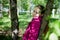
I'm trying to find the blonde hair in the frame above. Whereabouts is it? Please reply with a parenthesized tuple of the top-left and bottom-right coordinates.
(36, 5, 45, 14)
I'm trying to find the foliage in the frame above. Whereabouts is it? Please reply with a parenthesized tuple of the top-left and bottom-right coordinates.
(2, 0, 9, 8)
(32, 0, 47, 6)
(0, 0, 60, 40)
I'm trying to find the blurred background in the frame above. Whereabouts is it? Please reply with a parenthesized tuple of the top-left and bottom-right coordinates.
(0, 0, 60, 40)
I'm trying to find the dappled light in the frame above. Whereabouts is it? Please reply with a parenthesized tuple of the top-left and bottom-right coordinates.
(0, 0, 60, 40)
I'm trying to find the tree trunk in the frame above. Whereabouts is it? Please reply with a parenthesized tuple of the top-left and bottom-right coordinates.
(10, 0, 19, 40)
(39, 0, 54, 40)
(0, 1, 3, 18)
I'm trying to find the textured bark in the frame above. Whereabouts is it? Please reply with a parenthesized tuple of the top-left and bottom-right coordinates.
(10, 0, 19, 40)
(43, 22, 49, 36)
(39, 0, 54, 40)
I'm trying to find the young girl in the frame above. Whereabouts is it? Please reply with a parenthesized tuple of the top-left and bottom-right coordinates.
(22, 5, 44, 40)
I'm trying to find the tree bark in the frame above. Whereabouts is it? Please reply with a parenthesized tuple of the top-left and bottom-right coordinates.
(10, 0, 19, 40)
(39, 0, 54, 40)
(0, 1, 3, 18)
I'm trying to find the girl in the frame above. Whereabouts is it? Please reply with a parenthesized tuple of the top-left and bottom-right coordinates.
(22, 5, 45, 40)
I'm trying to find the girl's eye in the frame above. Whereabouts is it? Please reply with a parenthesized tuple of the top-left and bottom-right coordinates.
(33, 10, 37, 13)
(33, 10, 35, 12)
(33, 10, 39, 14)
(36, 12, 37, 14)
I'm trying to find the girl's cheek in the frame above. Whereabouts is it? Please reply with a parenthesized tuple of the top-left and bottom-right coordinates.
(32, 13, 36, 17)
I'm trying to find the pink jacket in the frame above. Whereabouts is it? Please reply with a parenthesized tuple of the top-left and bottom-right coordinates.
(22, 16, 43, 40)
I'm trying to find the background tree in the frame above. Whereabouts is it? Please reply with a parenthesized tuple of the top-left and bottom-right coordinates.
(39, 0, 54, 40)
(10, 0, 19, 40)
(0, 0, 60, 40)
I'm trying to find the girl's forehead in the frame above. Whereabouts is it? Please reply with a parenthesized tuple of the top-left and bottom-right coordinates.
(34, 7, 40, 11)
(34, 7, 39, 10)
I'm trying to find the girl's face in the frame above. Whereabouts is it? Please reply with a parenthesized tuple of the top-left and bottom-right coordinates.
(32, 7, 41, 17)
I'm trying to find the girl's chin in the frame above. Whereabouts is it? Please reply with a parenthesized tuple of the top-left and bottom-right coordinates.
(33, 16, 39, 18)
